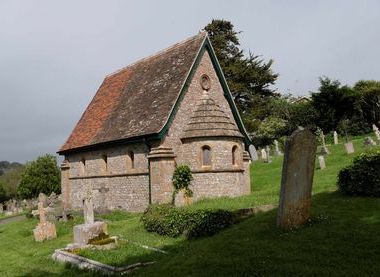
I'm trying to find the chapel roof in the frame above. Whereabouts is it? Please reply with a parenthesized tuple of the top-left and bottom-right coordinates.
(182, 92, 243, 139)
(59, 32, 250, 154)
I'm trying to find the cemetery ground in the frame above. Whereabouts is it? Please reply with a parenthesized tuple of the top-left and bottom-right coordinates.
(1, 136, 380, 276)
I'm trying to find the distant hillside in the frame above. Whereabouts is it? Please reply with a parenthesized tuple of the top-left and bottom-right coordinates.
(0, 161, 23, 176)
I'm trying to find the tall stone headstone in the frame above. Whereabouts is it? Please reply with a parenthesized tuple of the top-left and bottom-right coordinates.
(333, 131, 339, 145)
(320, 131, 330, 155)
(373, 124, 380, 141)
(344, 142, 355, 154)
(261, 148, 267, 161)
(248, 144, 258, 161)
(274, 140, 283, 156)
(318, 155, 326, 170)
(277, 129, 317, 229)
(33, 201, 57, 242)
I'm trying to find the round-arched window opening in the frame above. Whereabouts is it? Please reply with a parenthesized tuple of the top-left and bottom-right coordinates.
(200, 74, 211, 91)
(202, 145, 212, 167)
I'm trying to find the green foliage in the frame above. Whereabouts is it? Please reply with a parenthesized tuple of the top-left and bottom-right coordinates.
(0, 180, 8, 203)
(172, 165, 193, 201)
(141, 204, 235, 238)
(204, 19, 278, 112)
(337, 149, 380, 197)
(17, 154, 60, 199)
(253, 116, 288, 146)
(0, 165, 25, 198)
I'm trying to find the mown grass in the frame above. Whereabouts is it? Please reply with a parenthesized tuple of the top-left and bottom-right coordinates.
(0, 135, 379, 276)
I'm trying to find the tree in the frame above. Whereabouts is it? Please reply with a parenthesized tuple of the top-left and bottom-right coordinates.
(354, 80, 380, 125)
(311, 77, 361, 133)
(0, 180, 8, 203)
(0, 165, 25, 198)
(17, 154, 60, 199)
(204, 19, 278, 113)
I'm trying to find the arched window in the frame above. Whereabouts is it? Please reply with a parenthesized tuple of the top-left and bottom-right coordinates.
(80, 158, 86, 175)
(128, 151, 134, 169)
(202, 146, 211, 167)
(232, 146, 238, 166)
(101, 154, 108, 173)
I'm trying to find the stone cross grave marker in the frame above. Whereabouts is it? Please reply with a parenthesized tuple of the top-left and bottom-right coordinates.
(33, 201, 57, 242)
(277, 129, 317, 229)
(318, 155, 326, 170)
(320, 131, 330, 155)
(274, 140, 283, 156)
(248, 144, 258, 161)
(333, 131, 338, 145)
(83, 191, 94, 225)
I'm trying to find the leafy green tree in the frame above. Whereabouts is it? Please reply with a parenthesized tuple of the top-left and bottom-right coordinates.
(204, 19, 278, 112)
(0, 165, 25, 198)
(0, 180, 8, 203)
(354, 80, 380, 125)
(17, 154, 60, 199)
(311, 77, 361, 133)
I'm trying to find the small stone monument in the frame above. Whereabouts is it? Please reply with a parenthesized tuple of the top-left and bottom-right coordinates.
(373, 124, 380, 141)
(274, 140, 283, 156)
(333, 131, 339, 145)
(277, 129, 317, 229)
(248, 144, 258, 161)
(33, 201, 57, 242)
(344, 142, 355, 154)
(320, 131, 330, 155)
(73, 191, 108, 246)
(318, 155, 326, 170)
(261, 148, 267, 161)
(265, 146, 272, 163)
(364, 137, 377, 146)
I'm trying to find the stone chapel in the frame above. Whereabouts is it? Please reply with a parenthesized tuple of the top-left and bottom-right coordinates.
(58, 32, 252, 212)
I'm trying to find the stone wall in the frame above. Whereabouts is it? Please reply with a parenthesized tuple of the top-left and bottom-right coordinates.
(64, 142, 150, 212)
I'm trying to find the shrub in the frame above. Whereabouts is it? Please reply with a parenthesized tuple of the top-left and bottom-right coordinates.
(141, 204, 235, 238)
(172, 165, 193, 202)
(337, 149, 380, 196)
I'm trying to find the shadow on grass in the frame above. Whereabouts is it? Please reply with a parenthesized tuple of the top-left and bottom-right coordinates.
(24, 191, 380, 277)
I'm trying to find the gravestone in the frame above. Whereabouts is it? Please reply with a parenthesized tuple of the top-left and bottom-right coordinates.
(96, 185, 110, 214)
(274, 140, 283, 156)
(373, 124, 380, 140)
(73, 191, 108, 246)
(265, 146, 272, 163)
(344, 142, 355, 154)
(0, 204, 3, 214)
(261, 148, 267, 161)
(318, 155, 326, 170)
(277, 129, 317, 229)
(33, 201, 57, 242)
(320, 131, 330, 155)
(248, 144, 258, 161)
(364, 137, 377, 146)
(333, 131, 339, 145)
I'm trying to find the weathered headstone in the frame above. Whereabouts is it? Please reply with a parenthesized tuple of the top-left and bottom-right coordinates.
(261, 148, 267, 161)
(0, 204, 3, 214)
(333, 131, 339, 145)
(248, 144, 258, 161)
(344, 142, 355, 154)
(373, 124, 380, 140)
(274, 140, 283, 156)
(364, 137, 377, 146)
(320, 131, 330, 155)
(96, 185, 110, 214)
(33, 201, 57, 242)
(318, 155, 326, 170)
(265, 146, 272, 163)
(73, 191, 108, 246)
(277, 129, 317, 229)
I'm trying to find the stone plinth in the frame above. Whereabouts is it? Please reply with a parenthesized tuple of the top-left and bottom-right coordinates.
(73, 221, 108, 246)
(33, 222, 57, 242)
(345, 142, 355, 154)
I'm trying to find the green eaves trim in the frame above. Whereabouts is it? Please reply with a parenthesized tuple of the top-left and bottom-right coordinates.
(157, 35, 252, 147)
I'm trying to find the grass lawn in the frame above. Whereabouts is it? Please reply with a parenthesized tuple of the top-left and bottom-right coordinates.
(0, 135, 379, 276)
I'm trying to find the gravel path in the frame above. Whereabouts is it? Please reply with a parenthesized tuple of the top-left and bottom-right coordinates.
(0, 215, 25, 226)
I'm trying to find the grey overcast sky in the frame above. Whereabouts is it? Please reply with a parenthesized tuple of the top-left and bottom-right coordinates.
(1, 0, 379, 163)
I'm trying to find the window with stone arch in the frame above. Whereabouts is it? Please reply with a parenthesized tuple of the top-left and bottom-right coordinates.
(232, 145, 239, 166)
(101, 154, 108, 173)
(201, 145, 212, 167)
(80, 157, 86, 175)
(128, 151, 134, 169)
